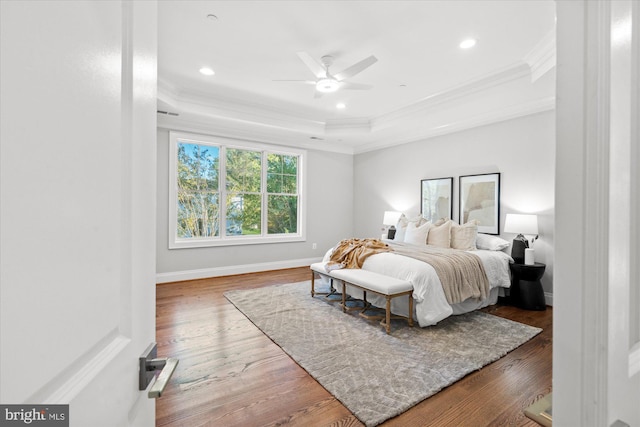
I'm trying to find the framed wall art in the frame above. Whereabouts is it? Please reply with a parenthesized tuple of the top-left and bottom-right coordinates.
(420, 177, 453, 223)
(459, 173, 501, 234)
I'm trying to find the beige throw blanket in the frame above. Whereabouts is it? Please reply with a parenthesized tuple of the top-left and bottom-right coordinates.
(389, 242, 490, 305)
(327, 238, 391, 270)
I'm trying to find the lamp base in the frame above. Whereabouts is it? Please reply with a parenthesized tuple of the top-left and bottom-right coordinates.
(511, 234, 529, 264)
(387, 226, 396, 240)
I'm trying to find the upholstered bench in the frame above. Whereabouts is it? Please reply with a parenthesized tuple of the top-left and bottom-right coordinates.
(329, 269, 413, 334)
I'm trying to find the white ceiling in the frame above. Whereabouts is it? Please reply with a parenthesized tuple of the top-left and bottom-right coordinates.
(158, 1, 556, 153)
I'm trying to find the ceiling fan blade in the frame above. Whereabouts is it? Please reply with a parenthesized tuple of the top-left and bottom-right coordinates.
(333, 55, 378, 81)
(313, 90, 324, 99)
(340, 81, 373, 90)
(296, 51, 326, 78)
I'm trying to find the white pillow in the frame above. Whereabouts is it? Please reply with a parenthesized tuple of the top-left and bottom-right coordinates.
(393, 214, 426, 242)
(475, 233, 510, 251)
(403, 221, 432, 245)
(451, 220, 478, 251)
(393, 223, 407, 242)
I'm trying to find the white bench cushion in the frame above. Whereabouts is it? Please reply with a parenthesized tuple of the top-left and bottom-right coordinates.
(330, 269, 412, 295)
(310, 262, 328, 274)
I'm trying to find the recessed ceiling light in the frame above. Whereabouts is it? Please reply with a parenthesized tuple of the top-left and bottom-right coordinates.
(460, 38, 477, 49)
(207, 14, 218, 21)
(199, 67, 215, 76)
(336, 103, 346, 109)
(459, 38, 477, 49)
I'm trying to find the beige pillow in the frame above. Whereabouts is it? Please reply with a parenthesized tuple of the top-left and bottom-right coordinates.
(451, 220, 479, 250)
(433, 217, 449, 226)
(427, 220, 452, 248)
(404, 221, 432, 246)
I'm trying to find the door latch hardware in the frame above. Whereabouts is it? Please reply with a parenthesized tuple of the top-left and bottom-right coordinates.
(139, 342, 179, 398)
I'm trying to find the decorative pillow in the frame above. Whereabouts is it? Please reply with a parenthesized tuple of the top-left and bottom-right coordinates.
(475, 233, 510, 251)
(393, 214, 426, 242)
(426, 220, 452, 248)
(404, 221, 432, 246)
(393, 223, 407, 242)
(433, 217, 449, 226)
(450, 220, 478, 251)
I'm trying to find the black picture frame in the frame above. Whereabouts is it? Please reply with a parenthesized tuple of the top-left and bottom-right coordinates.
(459, 173, 501, 234)
(420, 177, 453, 223)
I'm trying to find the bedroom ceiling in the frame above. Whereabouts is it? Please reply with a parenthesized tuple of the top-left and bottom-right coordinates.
(158, 1, 556, 154)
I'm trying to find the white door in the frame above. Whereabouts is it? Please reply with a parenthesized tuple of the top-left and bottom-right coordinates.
(555, 1, 640, 426)
(1, 1, 160, 426)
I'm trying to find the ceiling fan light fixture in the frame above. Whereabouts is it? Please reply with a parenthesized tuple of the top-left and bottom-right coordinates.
(316, 78, 340, 93)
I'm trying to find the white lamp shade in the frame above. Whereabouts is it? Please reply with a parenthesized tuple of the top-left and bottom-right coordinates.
(383, 211, 402, 226)
(504, 213, 538, 235)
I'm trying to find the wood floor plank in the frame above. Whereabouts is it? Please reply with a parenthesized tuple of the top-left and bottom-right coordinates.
(156, 267, 552, 426)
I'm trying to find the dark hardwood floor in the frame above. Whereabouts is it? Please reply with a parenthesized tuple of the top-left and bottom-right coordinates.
(156, 267, 552, 427)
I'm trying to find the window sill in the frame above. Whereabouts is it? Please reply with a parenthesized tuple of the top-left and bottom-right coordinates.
(169, 234, 305, 249)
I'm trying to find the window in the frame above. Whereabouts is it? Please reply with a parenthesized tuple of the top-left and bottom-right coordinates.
(169, 132, 305, 248)
(267, 153, 298, 234)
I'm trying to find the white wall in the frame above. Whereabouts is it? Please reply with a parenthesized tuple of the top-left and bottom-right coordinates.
(156, 128, 354, 281)
(353, 111, 555, 298)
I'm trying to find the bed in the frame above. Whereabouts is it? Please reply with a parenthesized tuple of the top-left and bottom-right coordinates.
(320, 218, 513, 327)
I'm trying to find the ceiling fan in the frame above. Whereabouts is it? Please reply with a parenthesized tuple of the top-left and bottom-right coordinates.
(276, 52, 378, 98)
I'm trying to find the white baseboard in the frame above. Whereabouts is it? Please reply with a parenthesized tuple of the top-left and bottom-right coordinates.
(545, 291, 554, 306)
(156, 257, 323, 284)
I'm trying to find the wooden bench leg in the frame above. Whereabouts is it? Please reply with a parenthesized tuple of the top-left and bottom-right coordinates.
(408, 293, 414, 327)
(341, 281, 347, 313)
(385, 296, 391, 334)
(311, 271, 316, 297)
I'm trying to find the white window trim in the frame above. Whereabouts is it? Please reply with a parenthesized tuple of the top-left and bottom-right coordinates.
(169, 131, 307, 249)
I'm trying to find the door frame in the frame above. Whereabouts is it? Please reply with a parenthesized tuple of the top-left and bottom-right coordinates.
(554, 1, 640, 425)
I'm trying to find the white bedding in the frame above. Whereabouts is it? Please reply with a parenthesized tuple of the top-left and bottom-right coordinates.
(321, 243, 512, 327)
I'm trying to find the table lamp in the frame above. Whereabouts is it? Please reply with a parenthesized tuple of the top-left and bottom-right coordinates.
(382, 211, 402, 239)
(504, 214, 539, 264)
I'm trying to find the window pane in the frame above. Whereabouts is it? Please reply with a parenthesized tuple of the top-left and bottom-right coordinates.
(266, 173, 282, 193)
(268, 195, 298, 234)
(177, 192, 219, 238)
(226, 148, 261, 192)
(267, 153, 282, 174)
(177, 142, 219, 191)
(283, 175, 297, 193)
(283, 155, 297, 175)
(226, 193, 261, 235)
(176, 142, 219, 239)
(267, 154, 297, 195)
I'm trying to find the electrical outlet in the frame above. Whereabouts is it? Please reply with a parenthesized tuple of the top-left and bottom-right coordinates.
(312, 243, 317, 250)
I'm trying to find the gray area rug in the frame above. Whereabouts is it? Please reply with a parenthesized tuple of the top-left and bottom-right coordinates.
(224, 281, 542, 427)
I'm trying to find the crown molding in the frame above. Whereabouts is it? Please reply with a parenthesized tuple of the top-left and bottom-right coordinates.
(354, 97, 555, 154)
(371, 61, 532, 132)
(524, 28, 557, 82)
(157, 112, 355, 154)
(157, 95, 555, 156)
(325, 118, 371, 134)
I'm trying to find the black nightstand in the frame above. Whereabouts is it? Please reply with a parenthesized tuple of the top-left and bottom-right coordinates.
(509, 262, 546, 311)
